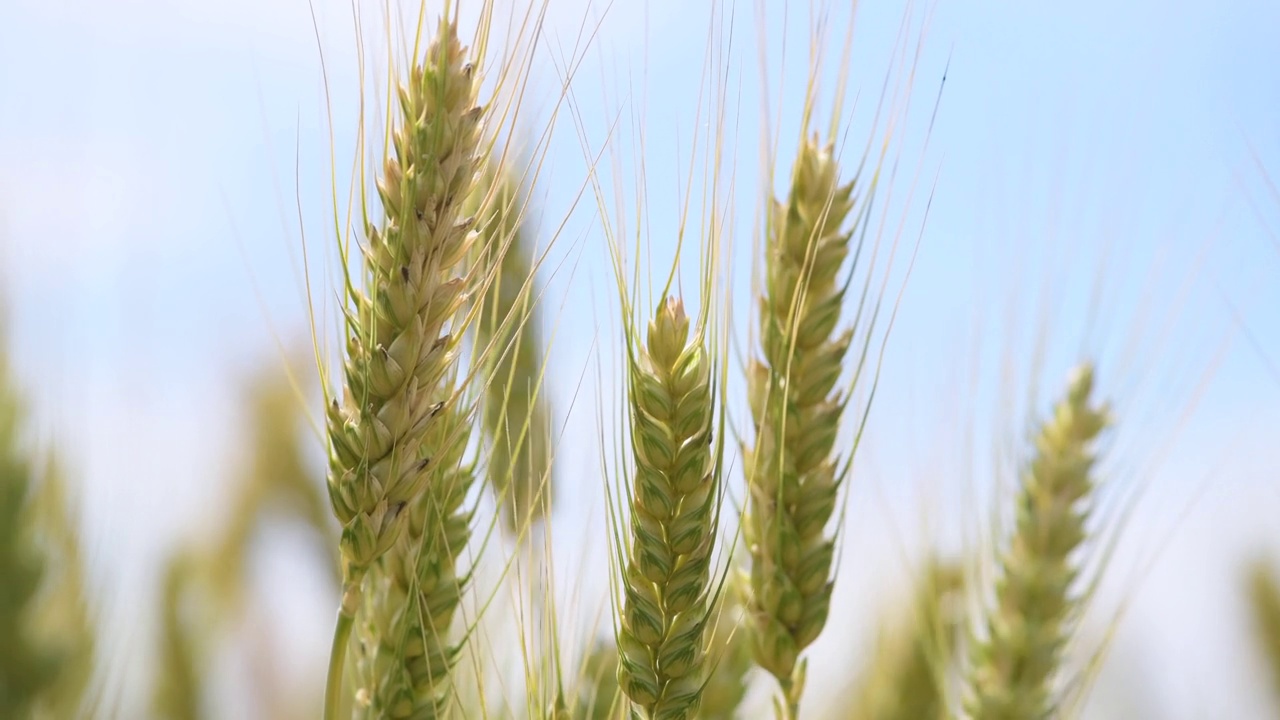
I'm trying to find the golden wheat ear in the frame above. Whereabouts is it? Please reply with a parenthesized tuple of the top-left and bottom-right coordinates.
(964, 364, 1109, 720)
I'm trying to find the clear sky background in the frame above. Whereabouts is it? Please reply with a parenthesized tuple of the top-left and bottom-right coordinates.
(2, 0, 1279, 717)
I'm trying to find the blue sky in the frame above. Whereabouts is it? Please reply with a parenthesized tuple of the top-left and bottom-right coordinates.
(2, 0, 1279, 716)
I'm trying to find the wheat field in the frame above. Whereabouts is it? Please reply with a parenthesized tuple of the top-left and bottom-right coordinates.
(0, 0, 1278, 719)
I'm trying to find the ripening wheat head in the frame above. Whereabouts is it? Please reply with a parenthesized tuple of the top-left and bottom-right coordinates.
(322, 12, 488, 720)
(965, 364, 1108, 720)
(615, 297, 721, 720)
(743, 134, 857, 716)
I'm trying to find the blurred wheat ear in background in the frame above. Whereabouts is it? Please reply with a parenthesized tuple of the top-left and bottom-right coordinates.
(472, 165, 553, 537)
(0, 343, 98, 719)
(965, 365, 1108, 720)
(844, 560, 965, 720)
(1248, 559, 1280, 710)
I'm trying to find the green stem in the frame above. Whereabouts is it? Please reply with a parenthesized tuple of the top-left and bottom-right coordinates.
(777, 677, 800, 720)
(324, 610, 354, 720)
(324, 574, 363, 720)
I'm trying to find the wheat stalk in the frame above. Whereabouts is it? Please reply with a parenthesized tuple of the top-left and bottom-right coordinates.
(322, 13, 486, 719)
(743, 134, 858, 718)
(965, 364, 1108, 720)
(614, 296, 721, 720)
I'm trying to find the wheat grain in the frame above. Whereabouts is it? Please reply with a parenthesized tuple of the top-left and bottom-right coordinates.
(615, 297, 720, 720)
(965, 364, 1108, 720)
(743, 134, 857, 718)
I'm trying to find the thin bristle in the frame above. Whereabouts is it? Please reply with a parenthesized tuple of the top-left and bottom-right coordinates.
(616, 297, 720, 720)
(744, 135, 858, 718)
(965, 364, 1109, 720)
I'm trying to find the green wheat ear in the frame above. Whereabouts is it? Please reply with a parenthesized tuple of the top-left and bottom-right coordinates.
(28, 452, 97, 720)
(616, 297, 722, 720)
(744, 134, 858, 719)
(965, 364, 1109, 720)
(0, 352, 58, 718)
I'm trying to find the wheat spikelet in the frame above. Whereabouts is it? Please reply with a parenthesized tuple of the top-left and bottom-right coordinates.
(743, 134, 857, 717)
(614, 296, 720, 720)
(847, 560, 964, 720)
(965, 364, 1108, 720)
(1247, 559, 1280, 708)
(473, 170, 552, 534)
(323, 13, 486, 719)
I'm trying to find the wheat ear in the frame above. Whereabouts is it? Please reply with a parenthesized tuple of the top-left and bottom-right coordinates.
(965, 364, 1108, 720)
(744, 135, 857, 718)
(321, 14, 485, 720)
(1247, 559, 1280, 709)
(474, 170, 552, 534)
(28, 453, 97, 720)
(848, 560, 964, 720)
(615, 297, 720, 720)
(0, 352, 58, 718)
(153, 552, 202, 720)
